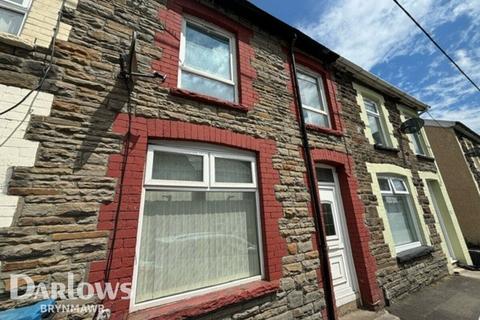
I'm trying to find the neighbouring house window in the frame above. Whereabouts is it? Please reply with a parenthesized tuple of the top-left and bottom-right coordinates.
(410, 129, 429, 156)
(135, 143, 262, 306)
(0, 0, 30, 35)
(178, 17, 237, 102)
(465, 140, 480, 170)
(378, 176, 423, 252)
(297, 69, 331, 128)
(364, 97, 388, 146)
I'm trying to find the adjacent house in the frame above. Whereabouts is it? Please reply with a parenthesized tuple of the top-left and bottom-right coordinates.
(424, 120, 480, 251)
(0, 0, 472, 319)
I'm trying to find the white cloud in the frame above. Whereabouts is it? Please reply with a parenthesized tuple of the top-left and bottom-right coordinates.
(297, 0, 480, 133)
(298, 0, 480, 69)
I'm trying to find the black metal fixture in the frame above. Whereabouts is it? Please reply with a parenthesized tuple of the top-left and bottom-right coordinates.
(119, 31, 166, 91)
(399, 117, 425, 134)
(289, 33, 337, 320)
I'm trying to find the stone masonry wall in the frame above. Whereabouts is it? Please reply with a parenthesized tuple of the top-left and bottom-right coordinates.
(0, 0, 451, 318)
(329, 67, 449, 301)
(0, 0, 326, 319)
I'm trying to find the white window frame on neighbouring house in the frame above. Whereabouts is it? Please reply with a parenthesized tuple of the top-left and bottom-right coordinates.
(0, 0, 31, 36)
(379, 175, 424, 252)
(178, 15, 238, 102)
(363, 97, 389, 146)
(131, 141, 264, 312)
(296, 67, 331, 128)
(399, 107, 431, 157)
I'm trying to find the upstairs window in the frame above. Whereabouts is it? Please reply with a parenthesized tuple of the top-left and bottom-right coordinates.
(135, 143, 262, 307)
(378, 176, 423, 252)
(0, 0, 30, 35)
(410, 129, 429, 156)
(364, 97, 388, 146)
(179, 17, 237, 102)
(297, 69, 331, 128)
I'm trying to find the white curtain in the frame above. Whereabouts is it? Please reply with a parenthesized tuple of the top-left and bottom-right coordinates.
(0, 8, 23, 35)
(136, 191, 260, 303)
(215, 158, 252, 183)
(152, 151, 203, 181)
(383, 194, 418, 245)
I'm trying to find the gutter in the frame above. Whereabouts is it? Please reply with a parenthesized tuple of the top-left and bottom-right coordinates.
(289, 34, 338, 320)
(337, 57, 430, 112)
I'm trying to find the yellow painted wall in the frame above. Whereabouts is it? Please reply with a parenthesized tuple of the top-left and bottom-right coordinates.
(366, 163, 431, 257)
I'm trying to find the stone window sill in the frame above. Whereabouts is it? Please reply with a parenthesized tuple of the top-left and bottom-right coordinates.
(306, 124, 343, 137)
(396, 245, 434, 263)
(0, 32, 34, 50)
(128, 280, 279, 320)
(373, 144, 400, 153)
(416, 154, 435, 162)
(170, 88, 250, 112)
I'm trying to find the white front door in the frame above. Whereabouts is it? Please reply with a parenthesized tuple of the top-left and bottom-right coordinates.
(317, 167, 358, 306)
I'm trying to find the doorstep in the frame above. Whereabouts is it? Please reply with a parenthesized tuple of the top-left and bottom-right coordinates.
(340, 310, 399, 320)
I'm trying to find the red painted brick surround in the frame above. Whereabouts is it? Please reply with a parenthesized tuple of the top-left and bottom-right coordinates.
(89, 115, 285, 319)
(154, 0, 258, 111)
(311, 149, 384, 309)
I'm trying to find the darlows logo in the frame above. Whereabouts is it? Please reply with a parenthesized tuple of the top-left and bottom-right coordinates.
(10, 273, 131, 301)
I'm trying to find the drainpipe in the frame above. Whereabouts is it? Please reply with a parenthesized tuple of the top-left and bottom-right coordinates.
(289, 34, 337, 320)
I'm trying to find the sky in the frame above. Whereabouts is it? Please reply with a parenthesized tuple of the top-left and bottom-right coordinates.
(251, 0, 480, 133)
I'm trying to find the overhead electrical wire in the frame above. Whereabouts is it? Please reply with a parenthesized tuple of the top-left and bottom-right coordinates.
(0, 0, 66, 117)
(392, 0, 480, 93)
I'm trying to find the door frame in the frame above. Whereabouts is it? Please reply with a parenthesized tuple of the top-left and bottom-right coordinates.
(317, 164, 359, 306)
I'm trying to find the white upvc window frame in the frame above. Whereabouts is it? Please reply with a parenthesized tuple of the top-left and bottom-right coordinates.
(131, 142, 264, 312)
(0, 0, 31, 36)
(145, 145, 209, 187)
(210, 152, 257, 188)
(379, 175, 423, 253)
(178, 15, 238, 102)
(410, 130, 429, 156)
(364, 97, 389, 146)
(296, 67, 331, 128)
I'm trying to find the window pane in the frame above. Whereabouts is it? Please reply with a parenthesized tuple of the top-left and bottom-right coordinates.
(152, 151, 203, 181)
(181, 71, 235, 102)
(392, 179, 407, 192)
(383, 195, 418, 246)
(364, 98, 378, 114)
(321, 202, 336, 236)
(184, 22, 231, 80)
(368, 114, 386, 145)
(316, 168, 334, 183)
(411, 132, 426, 155)
(298, 72, 325, 111)
(304, 110, 329, 128)
(215, 158, 253, 183)
(136, 191, 261, 303)
(378, 178, 391, 192)
(0, 7, 23, 35)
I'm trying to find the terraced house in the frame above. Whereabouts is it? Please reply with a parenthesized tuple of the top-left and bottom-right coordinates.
(0, 0, 472, 319)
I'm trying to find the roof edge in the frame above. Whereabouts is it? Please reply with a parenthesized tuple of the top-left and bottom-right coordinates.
(337, 58, 430, 111)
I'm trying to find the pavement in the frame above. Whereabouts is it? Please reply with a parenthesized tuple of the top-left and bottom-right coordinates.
(386, 269, 480, 320)
(340, 269, 480, 320)
(340, 310, 399, 320)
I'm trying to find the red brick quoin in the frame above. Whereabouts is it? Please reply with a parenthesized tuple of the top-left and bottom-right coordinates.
(311, 149, 384, 310)
(154, 0, 257, 111)
(89, 115, 286, 320)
